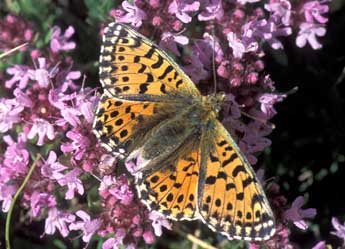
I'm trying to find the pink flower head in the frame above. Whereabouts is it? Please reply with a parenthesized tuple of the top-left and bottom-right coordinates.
(44, 207, 75, 237)
(69, 210, 101, 242)
(50, 26, 76, 53)
(13, 88, 33, 107)
(237, 0, 260, 4)
(283, 196, 316, 230)
(56, 168, 84, 200)
(198, 0, 224, 21)
(168, 0, 200, 23)
(331, 217, 345, 243)
(149, 211, 172, 236)
(99, 175, 134, 205)
(5, 65, 30, 89)
(296, 22, 326, 49)
(30, 191, 56, 217)
(27, 118, 55, 146)
(302, 1, 329, 24)
(143, 230, 155, 244)
(0, 98, 24, 133)
(115, 1, 147, 28)
(28, 57, 59, 88)
(0, 184, 17, 212)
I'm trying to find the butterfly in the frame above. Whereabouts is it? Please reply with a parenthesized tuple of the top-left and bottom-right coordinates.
(93, 22, 275, 241)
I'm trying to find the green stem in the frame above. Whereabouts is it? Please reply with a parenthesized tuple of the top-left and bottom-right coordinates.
(5, 154, 41, 249)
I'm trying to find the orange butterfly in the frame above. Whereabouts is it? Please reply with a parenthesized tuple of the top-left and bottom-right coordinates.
(93, 22, 275, 241)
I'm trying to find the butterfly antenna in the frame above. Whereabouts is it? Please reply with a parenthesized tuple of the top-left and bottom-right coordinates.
(211, 27, 217, 95)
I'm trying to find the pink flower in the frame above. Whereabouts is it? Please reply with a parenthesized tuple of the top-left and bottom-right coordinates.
(61, 129, 91, 160)
(198, 0, 224, 21)
(0, 184, 17, 212)
(99, 175, 134, 205)
(159, 32, 189, 56)
(50, 26, 76, 53)
(0, 98, 24, 133)
(13, 88, 33, 107)
(28, 57, 58, 88)
(69, 210, 101, 242)
(312, 241, 327, 249)
(44, 208, 75, 237)
(257, 93, 286, 118)
(227, 32, 258, 58)
(41, 151, 68, 179)
(265, 0, 292, 26)
(56, 168, 84, 200)
(302, 1, 329, 24)
(102, 229, 126, 249)
(5, 65, 30, 89)
(331, 217, 345, 244)
(296, 22, 326, 49)
(149, 211, 171, 236)
(115, 1, 147, 28)
(143, 230, 155, 244)
(283, 196, 316, 230)
(27, 118, 55, 146)
(168, 0, 200, 23)
(30, 191, 56, 217)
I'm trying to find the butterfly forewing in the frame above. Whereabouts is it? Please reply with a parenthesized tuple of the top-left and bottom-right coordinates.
(198, 120, 275, 240)
(99, 23, 200, 98)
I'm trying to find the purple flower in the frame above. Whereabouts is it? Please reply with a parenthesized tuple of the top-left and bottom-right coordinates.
(296, 22, 326, 49)
(159, 32, 189, 56)
(0, 98, 24, 133)
(183, 52, 209, 84)
(1, 134, 29, 181)
(41, 151, 68, 179)
(56, 168, 84, 200)
(102, 229, 126, 249)
(264, 0, 292, 26)
(69, 210, 101, 242)
(198, 0, 224, 21)
(0, 184, 17, 212)
(44, 207, 75, 237)
(5, 65, 30, 89)
(168, 0, 200, 23)
(227, 32, 259, 58)
(312, 241, 327, 249)
(27, 118, 55, 146)
(61, 129, 91, 160)
(50, 26, 76, 53)
(302, 1, 329, 24)
(28, 57, 58, 88)
(115, 1, 147, 28)
(283, 196, 317, 230)
(99, 175, 134, 205)
(13, 88, 33, 107)
(331, 217, 345, 244)
(30, 191, 56, 217)
(237, 0, 260, 4)
(149, 211, 171, 236)
(257, 93, 286, 118)
(143, 230, 155, 244)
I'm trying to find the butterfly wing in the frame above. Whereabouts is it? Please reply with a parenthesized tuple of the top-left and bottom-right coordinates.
(198, 119, 275, 241)
(99, 23, 200, 98)
(94, 22, 201, 154)
(137, 137, 202, 220)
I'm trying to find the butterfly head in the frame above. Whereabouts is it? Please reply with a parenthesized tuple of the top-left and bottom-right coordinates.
(205, 91, 226, 116)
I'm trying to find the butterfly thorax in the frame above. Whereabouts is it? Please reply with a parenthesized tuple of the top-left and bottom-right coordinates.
(199, 92, 226, 121)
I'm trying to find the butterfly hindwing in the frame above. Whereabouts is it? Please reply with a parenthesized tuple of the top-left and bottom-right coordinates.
(137, 138, 201, 220)
(99, 23, 200, 99)
(198, 120, 275, 241)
